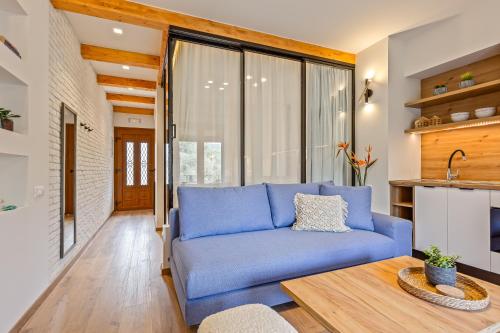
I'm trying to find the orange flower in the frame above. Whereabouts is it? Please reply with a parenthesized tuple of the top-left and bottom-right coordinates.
(338, 142, 349, 150)
(356, 160, 367, 167)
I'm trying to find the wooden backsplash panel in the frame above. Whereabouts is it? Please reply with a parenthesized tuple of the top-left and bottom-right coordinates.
(420, 55, 500, 121)
(421, 124, 500, 181)
(421, 55, 500, 98)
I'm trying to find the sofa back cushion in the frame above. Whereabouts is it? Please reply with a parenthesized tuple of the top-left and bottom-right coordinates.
(266, 183, 320, 228)
(319, 185, 374, 231)
(178, 185, 274, 240)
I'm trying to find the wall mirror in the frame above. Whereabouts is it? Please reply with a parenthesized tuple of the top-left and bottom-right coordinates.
(60, 103, 77, 258)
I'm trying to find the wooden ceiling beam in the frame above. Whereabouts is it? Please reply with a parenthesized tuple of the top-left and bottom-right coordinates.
(106, 93, 155, 104)
(113, 105, 154, 116)
(81, 44, 160, 69)
(97, 75, 156, 90)
(51, 0, 355, 64)
(157, 28, 168, 84)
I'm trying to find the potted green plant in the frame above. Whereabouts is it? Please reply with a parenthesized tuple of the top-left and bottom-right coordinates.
(459, 72, 475, 88)
(0, 108, 21, 131)
(424, 245, 460, 286)
(433, 84, 448, 95)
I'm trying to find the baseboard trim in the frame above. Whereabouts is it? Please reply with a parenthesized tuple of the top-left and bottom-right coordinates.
(161, 263, 171, 276)
(9, 212, 112, 333)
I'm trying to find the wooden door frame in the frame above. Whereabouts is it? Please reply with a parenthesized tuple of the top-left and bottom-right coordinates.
(114, 127, 156, 211)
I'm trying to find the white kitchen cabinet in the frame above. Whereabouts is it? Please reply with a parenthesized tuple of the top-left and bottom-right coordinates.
(447, 188, 491, 271)
(415, 186, 448, 253)
(491, 252, 500, 274)
(491, 191, 500, 208)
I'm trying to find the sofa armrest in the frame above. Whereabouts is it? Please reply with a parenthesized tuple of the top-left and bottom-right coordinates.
(168, 208, 180, 258)
(372, 212, 412, 257)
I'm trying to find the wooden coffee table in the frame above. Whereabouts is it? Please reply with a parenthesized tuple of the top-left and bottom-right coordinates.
(281, 256, 500, 333)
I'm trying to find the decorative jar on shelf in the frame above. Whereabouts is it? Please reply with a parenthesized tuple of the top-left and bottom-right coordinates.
(0, 119, 14, 131)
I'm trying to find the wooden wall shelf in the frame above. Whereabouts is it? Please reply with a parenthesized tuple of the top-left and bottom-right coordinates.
(405, 115, 500, 135)
(405, 79, 500, 108)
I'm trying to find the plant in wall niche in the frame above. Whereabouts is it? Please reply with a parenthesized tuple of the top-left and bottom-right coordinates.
(0, 108, 21, 132)
(433, 84, 448, 96)
(423, 245, 460, 286)
(336, 142, 377, 186)
(459, 72, 475, 88)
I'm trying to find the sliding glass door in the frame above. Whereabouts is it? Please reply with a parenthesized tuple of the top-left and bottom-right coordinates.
(167, 33, 354, 210)
(171, 41, 241, 204)
(244, 52, 302, 184)
(306, 62, 352, 185)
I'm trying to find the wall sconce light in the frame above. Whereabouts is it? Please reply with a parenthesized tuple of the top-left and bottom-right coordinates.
(359, 71, 374, 104)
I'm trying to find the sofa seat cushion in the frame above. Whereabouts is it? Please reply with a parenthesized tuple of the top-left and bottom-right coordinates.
(172, 228, 396, 300)
(177, 185, 274, 240)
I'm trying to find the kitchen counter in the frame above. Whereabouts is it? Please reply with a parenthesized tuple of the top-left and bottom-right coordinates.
(390, 179, 500, 191)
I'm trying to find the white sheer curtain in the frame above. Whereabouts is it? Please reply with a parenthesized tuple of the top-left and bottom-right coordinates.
(306, 62, 352, 185)
(172, 41, 241, 204)
(244, 52, 301, 184)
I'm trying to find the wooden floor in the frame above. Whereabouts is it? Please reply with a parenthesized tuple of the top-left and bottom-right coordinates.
(20, 211, 327, 333)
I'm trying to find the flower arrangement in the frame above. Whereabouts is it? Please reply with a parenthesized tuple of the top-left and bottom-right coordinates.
(336, 142, 377, 186)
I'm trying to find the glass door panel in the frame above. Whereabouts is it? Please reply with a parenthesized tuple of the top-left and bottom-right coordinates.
(171, 41, 241, 205)
(244, 52, 301, 184)
(306, 62, 352, 185)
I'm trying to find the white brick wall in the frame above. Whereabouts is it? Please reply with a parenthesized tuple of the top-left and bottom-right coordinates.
(48, 7, 114, 279)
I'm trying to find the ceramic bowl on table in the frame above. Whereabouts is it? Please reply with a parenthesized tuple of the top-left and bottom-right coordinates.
(474, 107, 496, 118)
(450, 112, 470, 122)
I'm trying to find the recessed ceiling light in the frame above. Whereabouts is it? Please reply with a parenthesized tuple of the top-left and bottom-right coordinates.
(128, 87, 134, 91)
(219, 87, 224, 91)
(261, 77, 267, 83)
(208, 80, 213, 84)
(223, 82, 229, 86)
(122, 65, 130, 70)
(204, 85, 210, 89)
(113, 27, 123, 35)
(253, 82, 258, 87)
(246, 75, 253, 80)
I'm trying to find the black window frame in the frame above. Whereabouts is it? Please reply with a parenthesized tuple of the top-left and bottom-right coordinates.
(163, 26, 356, 214)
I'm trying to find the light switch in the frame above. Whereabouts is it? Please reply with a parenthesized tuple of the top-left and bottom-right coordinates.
(33, 185, 45, 198)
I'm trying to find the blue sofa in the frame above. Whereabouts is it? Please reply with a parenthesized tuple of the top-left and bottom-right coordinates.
(169, 183, 412, 325)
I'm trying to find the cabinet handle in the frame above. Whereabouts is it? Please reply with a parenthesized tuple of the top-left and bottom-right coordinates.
(423, 186, 435, 188)
(458, 188, 474, 191)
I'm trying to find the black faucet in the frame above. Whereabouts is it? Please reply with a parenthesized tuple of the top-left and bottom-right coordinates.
(447, 149, 467, 181)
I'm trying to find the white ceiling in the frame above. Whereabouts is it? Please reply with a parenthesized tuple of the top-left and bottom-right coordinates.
(65, 12, 161, 111)
(103, 86, 157, 97)
(134, 0, 469, 53)
(90, 60, 157, 81)
(65, 12, 162, 55)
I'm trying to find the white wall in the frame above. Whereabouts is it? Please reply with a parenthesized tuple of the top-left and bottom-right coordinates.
(355, 38, 389, 213)
(355, 1, 500, 213)
(48, 7, 114, 279)
(0, 1, 50, 331)
(113, 112, 155, 129)
(0, 3, 115, 330)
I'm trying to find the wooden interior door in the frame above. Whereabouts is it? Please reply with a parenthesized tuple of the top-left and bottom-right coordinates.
(114, 127, 155, 211)
(65, 124, 75, 214)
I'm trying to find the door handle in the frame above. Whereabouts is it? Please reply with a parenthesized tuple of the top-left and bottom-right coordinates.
(171, 124, 176, 139)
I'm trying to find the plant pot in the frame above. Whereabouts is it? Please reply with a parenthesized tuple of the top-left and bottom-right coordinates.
(459, 79, 475, 89)
(1, 119, 13, 131)
(433, 87, 448, 95)
(425, 262, 456, 286)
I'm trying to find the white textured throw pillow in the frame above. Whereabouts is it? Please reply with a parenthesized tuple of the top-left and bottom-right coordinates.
(292, 193, 351, 232)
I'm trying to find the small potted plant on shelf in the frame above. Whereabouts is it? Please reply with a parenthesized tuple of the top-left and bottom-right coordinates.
(424, 245, 460, 286)
(0, 108, 21, 131)
(459, 72, 475, 88)
(433, 84, 448, 95)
